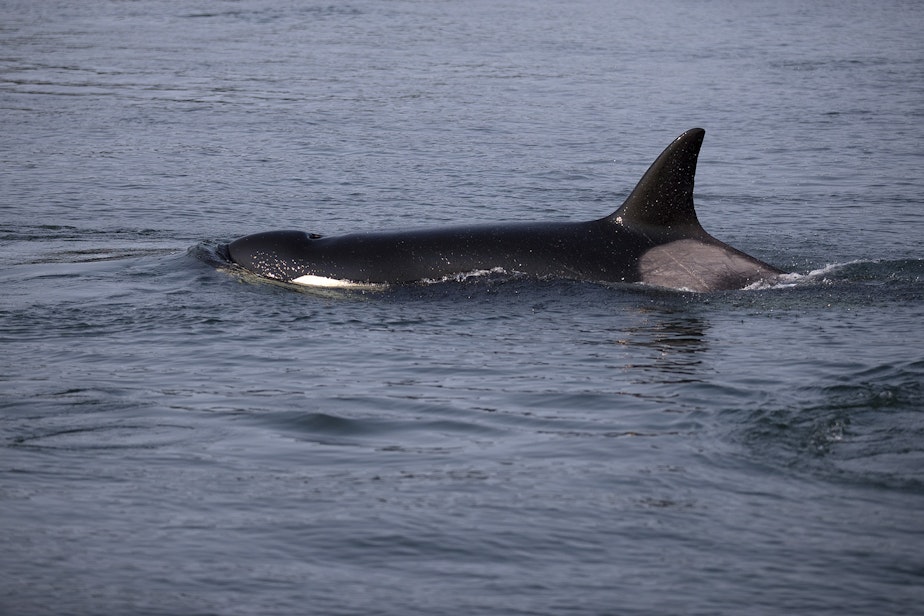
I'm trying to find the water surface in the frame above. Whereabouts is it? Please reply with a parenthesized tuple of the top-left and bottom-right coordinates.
(2, 1, 923, 614)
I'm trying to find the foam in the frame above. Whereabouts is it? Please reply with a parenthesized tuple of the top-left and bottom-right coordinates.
(421, 267, 512, 284)
(744, 260, 870, 290)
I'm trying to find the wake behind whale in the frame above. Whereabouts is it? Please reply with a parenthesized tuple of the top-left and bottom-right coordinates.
(226, 129, 784, 292)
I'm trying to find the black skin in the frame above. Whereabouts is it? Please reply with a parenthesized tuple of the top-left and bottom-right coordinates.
(227, 129, 784, 291)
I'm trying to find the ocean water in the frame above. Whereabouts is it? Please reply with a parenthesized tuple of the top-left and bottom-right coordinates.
(2, 1, 923, 614)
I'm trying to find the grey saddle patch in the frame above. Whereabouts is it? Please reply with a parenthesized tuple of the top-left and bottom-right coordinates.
(639, 239, 780, 292)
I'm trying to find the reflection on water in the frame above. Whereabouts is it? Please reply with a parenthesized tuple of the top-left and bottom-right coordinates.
(618, 311, 709, 384)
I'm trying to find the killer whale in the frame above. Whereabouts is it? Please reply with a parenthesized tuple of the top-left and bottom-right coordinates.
(227, 128, 784, 292)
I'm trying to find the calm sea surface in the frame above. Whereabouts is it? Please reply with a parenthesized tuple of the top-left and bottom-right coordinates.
(2, 1, 923, 614)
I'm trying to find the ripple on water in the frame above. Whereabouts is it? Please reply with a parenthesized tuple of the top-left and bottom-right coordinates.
(734, 360, 924, 492)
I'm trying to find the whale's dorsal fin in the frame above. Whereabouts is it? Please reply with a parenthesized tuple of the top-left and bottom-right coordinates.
(606, 128, 706, 232)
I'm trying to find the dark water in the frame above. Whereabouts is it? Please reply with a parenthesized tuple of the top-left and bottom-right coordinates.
(2, 1, 923, 614)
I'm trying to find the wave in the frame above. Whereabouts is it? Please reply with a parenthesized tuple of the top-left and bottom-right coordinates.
(744, 259, 923, 294)
(735, 359, 924, 492)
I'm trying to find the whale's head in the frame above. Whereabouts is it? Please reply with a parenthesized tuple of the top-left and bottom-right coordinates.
(227, 230, 316, 282)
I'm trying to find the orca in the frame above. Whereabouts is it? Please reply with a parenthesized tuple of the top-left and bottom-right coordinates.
(227, 128, 784, 292)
